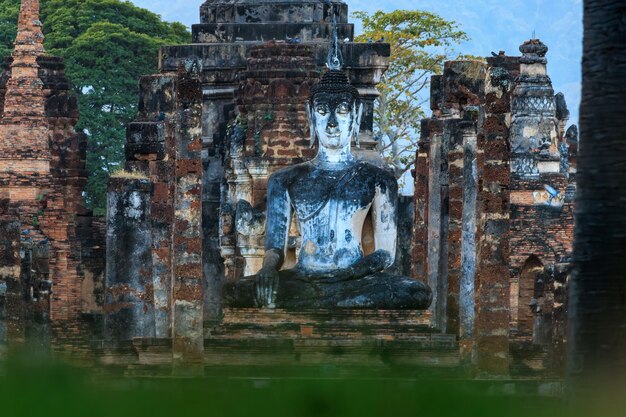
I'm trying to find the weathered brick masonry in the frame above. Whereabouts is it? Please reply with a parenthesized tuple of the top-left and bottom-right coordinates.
(1, 0, 577, 378)
(221, 42, 321, 282)
(0, 0, 104, 352)
(105, 0, 389, 343)
(102, 0, 448, 370)
(160, 1, 388, 321)
(412, 42, 576, 376)
(105, 64, 205, 362)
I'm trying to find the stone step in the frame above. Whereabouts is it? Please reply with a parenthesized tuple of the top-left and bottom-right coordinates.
(204, 335, 460, 369)
(199, 309, 456, 369)
(92, 334, 464, 379)
(510, 338, 553, 377)
(207, 308, 435, 337)
(218, 307, 433, 325)
(94, 308, 459, 373)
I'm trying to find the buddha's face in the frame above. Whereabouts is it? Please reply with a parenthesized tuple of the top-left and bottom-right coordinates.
(310, 93, 359, 150)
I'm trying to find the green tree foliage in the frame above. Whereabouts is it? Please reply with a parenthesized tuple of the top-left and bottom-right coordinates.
(353, 10, 468, 180)
(0, 0, 190, 213)
(0, 0, 18, 58)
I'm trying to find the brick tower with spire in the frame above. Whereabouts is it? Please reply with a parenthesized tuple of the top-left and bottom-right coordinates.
(0, 0, 105, 349)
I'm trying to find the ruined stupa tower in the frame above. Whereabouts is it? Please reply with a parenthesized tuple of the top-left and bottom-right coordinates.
(0, 0, 103, 348)
(508, 40, 576, 348)
(0, 0, 53, 345)
(510, 40, 560, 177)
(0, 0, 49, 195)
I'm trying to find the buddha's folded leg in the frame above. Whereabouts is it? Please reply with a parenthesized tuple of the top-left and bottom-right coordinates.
(278, 272, 432, 310)
(223, 268, 315, 308)
(223, 275, 256, 308)
(225, 270, 432, 310)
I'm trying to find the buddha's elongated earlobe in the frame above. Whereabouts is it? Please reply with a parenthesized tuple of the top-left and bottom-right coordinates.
(353, 102, 364, 148)
(306, 102, 316, 148)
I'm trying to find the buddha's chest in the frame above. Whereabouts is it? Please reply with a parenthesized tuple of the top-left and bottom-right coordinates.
(288, 174, 376, 223)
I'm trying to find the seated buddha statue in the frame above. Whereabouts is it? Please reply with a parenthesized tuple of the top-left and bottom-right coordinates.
(225, 68, 432, 310)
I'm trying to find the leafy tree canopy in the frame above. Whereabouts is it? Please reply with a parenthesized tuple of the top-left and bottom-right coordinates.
(0, 0, 190, 213)
(353, 10, 468, 182)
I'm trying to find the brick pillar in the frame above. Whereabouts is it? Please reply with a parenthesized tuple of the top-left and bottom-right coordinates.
(411, 121, 432, 283)
(474, 60, 515, 376)
(445, 120, 463, 335)
(0, 0, 49, 199)
(201, 86, 231, 320)
(0, 218, 23, 348)
(411, 115, 448, 330)
(104, 179, 155, 341)
(0, 1, 47, 347)
(172, 65, 204, 365)
(127, 74, 178, 338)
(0, 0, 94, 339)
(40, 54, 90, 324)
(412, 76, 442, 331)
(428, 129, 447, 330)
(460, 124, 479, 340)
(551, 263, 569, 375)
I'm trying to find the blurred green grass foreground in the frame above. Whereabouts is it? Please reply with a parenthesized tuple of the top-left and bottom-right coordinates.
(0, 352, 618, 417)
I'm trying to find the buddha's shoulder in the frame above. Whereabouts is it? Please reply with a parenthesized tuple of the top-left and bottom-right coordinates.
(268, 160, 396, 185)
(354, 161, 397, 185)
(268, 162, 314, 184)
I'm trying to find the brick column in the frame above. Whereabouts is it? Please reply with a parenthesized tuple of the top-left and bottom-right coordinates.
(0, 1, 95, 342)
(428, 130, 447, 330)
(445, 120, 463, 335)
(104, 179, 155, 341)
(474, 61, 515, 376)
(172, 65, 204, 365)
(460, 124, 478, 340)
(411, 120, 433, 283)
(127, 74, 178, 338)
(0, 217, 22, 348)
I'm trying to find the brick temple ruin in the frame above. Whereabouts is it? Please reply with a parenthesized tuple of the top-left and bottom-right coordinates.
(0, 0, 577, 378)
(412, 44, 576, 375)
(0, 0, 105, 353)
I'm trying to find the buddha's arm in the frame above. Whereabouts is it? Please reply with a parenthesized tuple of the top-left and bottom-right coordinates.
(371, 174, 398, 269)
(256, 173, 292, 307)
(264, 173, 292, 261)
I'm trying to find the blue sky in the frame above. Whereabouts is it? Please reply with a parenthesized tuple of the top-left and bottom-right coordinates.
(129, 0, 582, 124)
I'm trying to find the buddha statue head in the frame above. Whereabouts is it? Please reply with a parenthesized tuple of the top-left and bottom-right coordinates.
(307, 70, 364, 152)
(305, 5, 363, 153)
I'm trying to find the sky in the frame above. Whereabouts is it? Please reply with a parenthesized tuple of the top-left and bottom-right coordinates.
(128, 0, 583, 125)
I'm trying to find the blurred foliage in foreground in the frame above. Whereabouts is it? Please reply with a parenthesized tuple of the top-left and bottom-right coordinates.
(0, 353, 602, 417)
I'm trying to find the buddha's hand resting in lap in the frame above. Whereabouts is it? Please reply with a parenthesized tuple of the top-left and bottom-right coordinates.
(309, 250, 393, 283)
(255, 265, 279, 308)
(350, 250, 392, 278)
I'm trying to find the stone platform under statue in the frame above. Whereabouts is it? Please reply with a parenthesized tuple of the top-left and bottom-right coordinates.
(95, 307, 465, 378)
